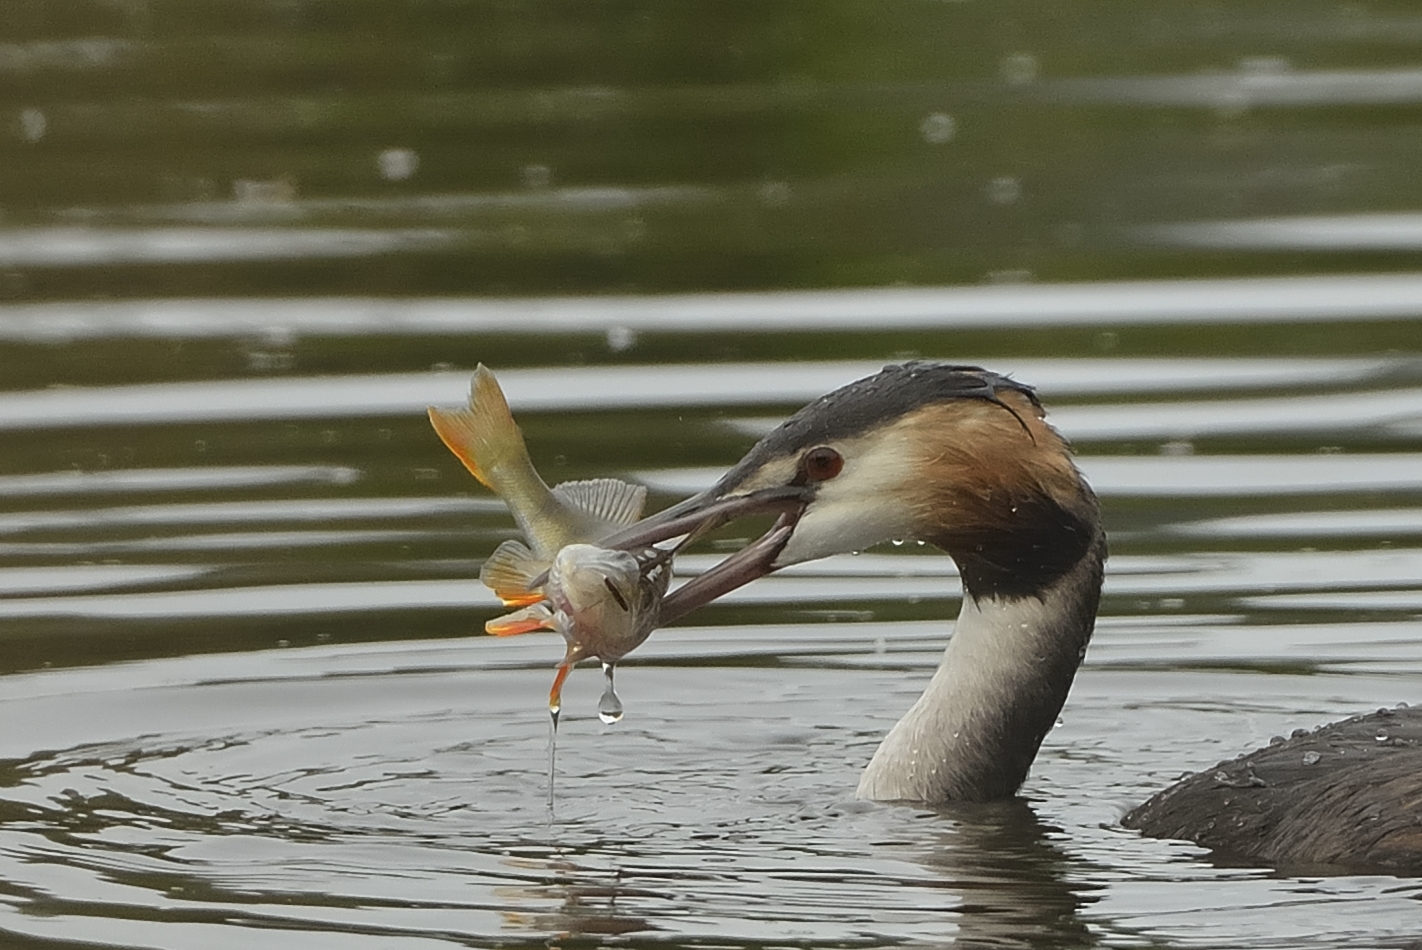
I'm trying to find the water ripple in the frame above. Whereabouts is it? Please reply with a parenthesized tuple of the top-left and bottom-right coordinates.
(3, 360, 1419, 432)
(641, 453, 1422, 497)
(3, 274, 1422, 342)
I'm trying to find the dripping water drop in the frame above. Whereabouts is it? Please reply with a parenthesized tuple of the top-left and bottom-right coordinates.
(547, 703, 560, 814)
(598, 662, 624, 724)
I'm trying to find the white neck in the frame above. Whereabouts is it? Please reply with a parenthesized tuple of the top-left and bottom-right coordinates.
(856, 542, 1102, 803)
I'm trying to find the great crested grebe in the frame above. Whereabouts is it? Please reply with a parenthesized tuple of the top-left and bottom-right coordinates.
(600, 361, 1422, 875)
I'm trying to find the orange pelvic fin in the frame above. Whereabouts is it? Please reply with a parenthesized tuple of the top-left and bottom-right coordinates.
(485, 605, 553, 637)
(480, 539, 546, 607)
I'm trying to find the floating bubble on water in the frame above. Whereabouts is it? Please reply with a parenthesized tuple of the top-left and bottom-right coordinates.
(1002, 53, 1038, 85)
(919, 112, 956, 145)
(891, 538, 905, 547)
(19, 108, 46, 144)
(598, 662, 624, 724)
(377, 147, 419, 182)
(606, 325, 637, 352)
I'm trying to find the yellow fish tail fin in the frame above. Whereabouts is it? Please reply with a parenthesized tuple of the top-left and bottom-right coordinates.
(427, 364, 524, 492)
(486, 604, 553, 636)
(480, 539, 546, 606)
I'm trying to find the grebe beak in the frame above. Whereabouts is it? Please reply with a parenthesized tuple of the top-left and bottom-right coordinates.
(595, 483, 812, 625)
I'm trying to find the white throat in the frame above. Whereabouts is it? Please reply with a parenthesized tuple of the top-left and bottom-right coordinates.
(856, 545, 1101, 803)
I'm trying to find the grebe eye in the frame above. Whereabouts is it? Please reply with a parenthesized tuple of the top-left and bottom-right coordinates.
(800, 446, 844, 482)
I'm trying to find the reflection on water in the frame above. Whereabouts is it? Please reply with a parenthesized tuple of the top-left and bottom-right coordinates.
(7, 275, 1422, 343)
(0, 226, 456, 266)
(3, 349, 1421, 435)
(2, 627, 1421, 948)
(9, 2, 1422, 296)
(1146, 214, 1422, 252)
(5, 1, 1422, 946)
(1, 281, 1421, 945)
(1051, 65, 1422, 108)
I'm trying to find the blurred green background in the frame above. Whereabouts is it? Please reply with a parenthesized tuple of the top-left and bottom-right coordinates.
(7, 0, 1422, 301)
(3, 9, 1422, 945)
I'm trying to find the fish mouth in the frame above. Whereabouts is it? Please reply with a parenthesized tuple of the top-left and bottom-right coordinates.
(596, 484, 812, 625)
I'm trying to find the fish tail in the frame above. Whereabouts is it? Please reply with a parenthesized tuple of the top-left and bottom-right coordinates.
(427, 364, 527, 493)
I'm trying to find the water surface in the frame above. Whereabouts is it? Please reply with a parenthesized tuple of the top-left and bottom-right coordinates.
(3, 286, 1422, 948)
(4, 3, 1422, 947)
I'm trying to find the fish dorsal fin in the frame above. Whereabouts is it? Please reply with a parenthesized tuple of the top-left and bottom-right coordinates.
(480, 539, 546, 607)
(551, 478, 647, 530)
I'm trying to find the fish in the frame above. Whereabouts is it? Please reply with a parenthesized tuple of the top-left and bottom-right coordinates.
(486, 542, 671, 721)
(428, 364, 669, 715)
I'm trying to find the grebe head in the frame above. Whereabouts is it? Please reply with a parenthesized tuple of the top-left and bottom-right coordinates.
(606, 361, 1101, 618)
(601, 361, 1108, 802)
(600, 362, 1422, 872)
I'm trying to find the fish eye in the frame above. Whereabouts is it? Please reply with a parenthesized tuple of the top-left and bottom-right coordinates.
(799, 445, 844, 482)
